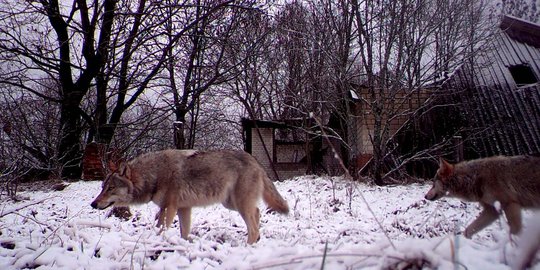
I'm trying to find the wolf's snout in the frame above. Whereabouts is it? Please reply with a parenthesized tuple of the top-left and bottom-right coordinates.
(91, 199, 114, 210)
(424, 190, 437, 201)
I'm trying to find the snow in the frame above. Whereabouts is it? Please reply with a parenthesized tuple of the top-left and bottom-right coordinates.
(1, 175, 538, 269)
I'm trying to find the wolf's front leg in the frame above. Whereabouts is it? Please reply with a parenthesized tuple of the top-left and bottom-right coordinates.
(163, 206, 177, 228)
(177, 207, 192, 240)
(464, 203, 499, 238)
(155, 206, 178, 234)
(502, 202, 522, 235)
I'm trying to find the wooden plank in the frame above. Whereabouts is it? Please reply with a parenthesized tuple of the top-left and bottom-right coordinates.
(492, 37, 519, 87)
(516, 86, 540, 153)
(487, 34, 539, 154)
(468, 53, 512, 155)
(520, 41, 540, 78)
(500, 33, 524, 65)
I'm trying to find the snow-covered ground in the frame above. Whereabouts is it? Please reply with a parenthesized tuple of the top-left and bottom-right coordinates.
(0, 176, 538, 269)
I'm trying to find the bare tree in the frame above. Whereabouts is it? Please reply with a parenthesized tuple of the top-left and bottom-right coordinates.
(164, 0, 263, 149)
(0, 0, 119, 178)
(93, 0, 242, 150)
(0, 0, 250, 178)
(222, 0, 359, 174)
(0, 85, 60, 172)
(223, 9, 278, 120)
(229, 0, 355, 125)
(0, 83, 60, 198)
(350, 0, 494, 184)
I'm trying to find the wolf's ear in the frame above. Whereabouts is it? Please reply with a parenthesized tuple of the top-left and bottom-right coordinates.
(118, 162, 132, 179)
(438, 157, 454, 179)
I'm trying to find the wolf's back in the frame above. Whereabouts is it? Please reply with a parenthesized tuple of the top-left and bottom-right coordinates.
(468, 155, 540, 207)
(507, 155, 540, 207)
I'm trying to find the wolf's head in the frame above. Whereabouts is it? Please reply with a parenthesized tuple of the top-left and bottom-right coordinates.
(424, 158, 455, 201)
(91, 162, 134, 210)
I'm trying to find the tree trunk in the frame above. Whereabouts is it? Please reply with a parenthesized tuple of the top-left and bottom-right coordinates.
(58, 96, 83, 179)
(372, 104, 385, 186)
(173, 120, 186, 150)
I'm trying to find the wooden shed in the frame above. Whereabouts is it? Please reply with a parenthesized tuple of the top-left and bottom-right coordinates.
(438, 15, 540, 157)
(242, 118, 345, 180)
(243, 15, 540, 180)
(391, 15, 540, 178)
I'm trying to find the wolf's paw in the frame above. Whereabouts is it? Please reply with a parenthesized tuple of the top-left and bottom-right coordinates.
(180, 235, 193, 243)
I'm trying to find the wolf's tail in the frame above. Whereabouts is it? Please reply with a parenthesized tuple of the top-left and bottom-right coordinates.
(262, 176, 289, 214)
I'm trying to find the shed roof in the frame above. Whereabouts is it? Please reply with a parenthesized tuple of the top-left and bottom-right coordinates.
(241, 118, 308, 129)
(500, 15, 540, 48)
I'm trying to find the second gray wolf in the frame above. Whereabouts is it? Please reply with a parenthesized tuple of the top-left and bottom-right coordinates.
(425, 155, 540, 238)
(91, 149, 289, 244)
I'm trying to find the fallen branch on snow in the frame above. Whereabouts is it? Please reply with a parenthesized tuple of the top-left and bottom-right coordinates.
(72, 219, 112, 229)
(0, 197, 55, 218)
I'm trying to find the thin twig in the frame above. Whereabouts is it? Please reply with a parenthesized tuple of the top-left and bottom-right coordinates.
(41, 208, 84, 246)
(320, 241, 328, 270)
(130, 231, 146, 270)
(9, 211, 54, 232)
(252, 252, 382, 270)
(0, 196, 55, 218)
(74, 220, 112, 229)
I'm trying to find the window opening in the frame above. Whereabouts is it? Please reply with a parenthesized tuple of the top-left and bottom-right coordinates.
(508, 64, 538, 87)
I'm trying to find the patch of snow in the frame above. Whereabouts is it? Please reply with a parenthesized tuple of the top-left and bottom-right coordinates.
(1, 176, 538, 269)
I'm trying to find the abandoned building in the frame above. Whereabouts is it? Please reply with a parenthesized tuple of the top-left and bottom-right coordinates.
(80, 16, 539, 182)
(381, 14, 540, 179)
(447, 15, 540, 157)
(243, 15, 540, 181)
(408, 16, 539, 155)
(241, 118, 346, 181)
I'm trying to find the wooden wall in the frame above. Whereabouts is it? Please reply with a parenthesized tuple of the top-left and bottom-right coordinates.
(388, 16, 540, 178)
(440, 16, 540, 157)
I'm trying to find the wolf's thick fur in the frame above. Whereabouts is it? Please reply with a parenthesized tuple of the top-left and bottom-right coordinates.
(425, 155, 540, 238)
(91, 149, 289, 244)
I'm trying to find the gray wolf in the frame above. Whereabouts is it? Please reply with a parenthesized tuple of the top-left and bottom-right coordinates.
(424, 155, 540, 238)
(91, 149, 289, 244)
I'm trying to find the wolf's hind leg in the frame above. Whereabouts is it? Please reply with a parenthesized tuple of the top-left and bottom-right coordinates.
(502, 202, 522, 235)
(239, 205, 260, 244)
(255, 207, 260, 228)
(177, 207, 192, 240)
(464, 203, 499, 238)
(155, 209, 166, 234)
